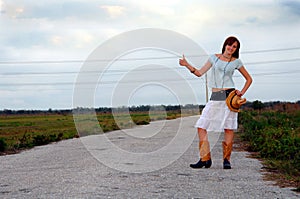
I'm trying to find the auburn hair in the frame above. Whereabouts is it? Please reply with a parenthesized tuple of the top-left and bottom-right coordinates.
(222, 36, 240, 58)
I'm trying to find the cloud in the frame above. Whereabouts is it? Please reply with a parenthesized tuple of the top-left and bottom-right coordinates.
(280, 0, 300, 16)
(2, 1, 109, 21)
(100, 5, 125, 18)
(0, 1, 131, 50)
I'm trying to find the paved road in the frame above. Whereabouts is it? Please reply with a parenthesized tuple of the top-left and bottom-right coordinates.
(0, 116, 299, 198)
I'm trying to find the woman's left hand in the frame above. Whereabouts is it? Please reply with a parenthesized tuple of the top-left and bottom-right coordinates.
(235, 90, 243, 97)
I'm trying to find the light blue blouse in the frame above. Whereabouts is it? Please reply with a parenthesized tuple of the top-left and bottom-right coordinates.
(207, 54, 243, 88)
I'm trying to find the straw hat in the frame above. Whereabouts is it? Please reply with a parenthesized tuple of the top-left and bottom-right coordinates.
(226, 90, 247, 112)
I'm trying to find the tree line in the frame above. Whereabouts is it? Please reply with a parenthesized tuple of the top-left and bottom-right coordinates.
(1, 101, 299, 115)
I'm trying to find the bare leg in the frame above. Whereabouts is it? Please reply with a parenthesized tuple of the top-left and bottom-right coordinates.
(224, 129, 234, 144)
(198, 128, 208, 142)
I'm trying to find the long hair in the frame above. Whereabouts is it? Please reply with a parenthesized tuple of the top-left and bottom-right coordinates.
(221, 36, 240, 58)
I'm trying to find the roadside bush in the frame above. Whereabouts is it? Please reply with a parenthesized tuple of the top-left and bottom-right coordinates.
(33, 134, 51, 146)
(239, 110, 300, 190)
(0, 138, 7, 152)
(16, 133, 34, 149)
(33, 133, 65, 146)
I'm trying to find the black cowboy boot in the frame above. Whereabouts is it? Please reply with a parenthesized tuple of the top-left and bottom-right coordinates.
(223, 158, 231, 169)
(190, 158, 212, 168)
(190, 141, 212, 169)
(223, 141, 233, 169)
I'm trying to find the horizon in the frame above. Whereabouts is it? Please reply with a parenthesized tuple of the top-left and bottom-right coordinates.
(1, 100, 299, 111)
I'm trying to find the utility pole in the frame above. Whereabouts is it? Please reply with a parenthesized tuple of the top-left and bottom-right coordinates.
(205, 73, 208, 103)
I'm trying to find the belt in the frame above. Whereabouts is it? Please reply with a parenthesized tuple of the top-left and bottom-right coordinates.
(210, 88, 235, 101)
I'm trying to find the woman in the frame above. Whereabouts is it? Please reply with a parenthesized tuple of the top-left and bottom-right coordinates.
(179, 36, 252, 169)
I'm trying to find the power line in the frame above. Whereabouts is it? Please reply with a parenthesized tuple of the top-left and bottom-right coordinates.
(1, 57, 300, 76)
(1, 69, 300, 87)
(1, 45, 300, 91)
(245, 58, 300, 65)
(0, 78, 202, 86)
(0, 46, 299, 65)
(2, 80, 299, 92)
(247, 70, 300, 77)
(242, 47, 300, 54)
(0, 56, 179, 65)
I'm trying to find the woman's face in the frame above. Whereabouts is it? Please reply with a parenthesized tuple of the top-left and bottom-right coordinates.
(225, 41, 238, 55)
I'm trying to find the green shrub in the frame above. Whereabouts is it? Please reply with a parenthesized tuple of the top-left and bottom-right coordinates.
(33, 134, 49, 146)
(16, 133, 34, 149)
(0, 138, 7, 152)
(239, 110, 300, 189)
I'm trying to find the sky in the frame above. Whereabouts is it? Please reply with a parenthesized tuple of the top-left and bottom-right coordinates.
(0, 0, 300, 110)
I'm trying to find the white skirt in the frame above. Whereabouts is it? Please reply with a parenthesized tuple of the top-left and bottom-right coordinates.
(195, 100, 238, 132)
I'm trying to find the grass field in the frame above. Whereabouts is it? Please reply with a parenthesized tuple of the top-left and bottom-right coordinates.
(0, 113, 77, 152)
(0, 107, 199, 153)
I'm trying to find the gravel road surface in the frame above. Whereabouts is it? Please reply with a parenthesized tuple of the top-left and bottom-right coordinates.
(0, 116, 299, 198)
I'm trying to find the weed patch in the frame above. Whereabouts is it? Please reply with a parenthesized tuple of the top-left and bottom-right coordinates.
(0, 106, 199, 154)
(239, 110, 300, 191)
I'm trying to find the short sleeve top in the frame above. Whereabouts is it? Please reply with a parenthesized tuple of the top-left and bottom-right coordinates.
(207, 54, 243, 88)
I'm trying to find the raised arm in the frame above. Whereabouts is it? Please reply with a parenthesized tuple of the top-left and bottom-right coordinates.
(179, 55, 212, 77)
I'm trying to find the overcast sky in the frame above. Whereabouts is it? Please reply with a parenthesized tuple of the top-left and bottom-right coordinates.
(1, 0, 300, 110)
